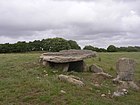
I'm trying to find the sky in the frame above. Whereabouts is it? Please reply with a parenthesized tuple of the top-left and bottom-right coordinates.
(0, 0, 140, 48)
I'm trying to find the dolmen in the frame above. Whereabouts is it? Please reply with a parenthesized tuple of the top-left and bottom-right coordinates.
(40, 50, 97, 72)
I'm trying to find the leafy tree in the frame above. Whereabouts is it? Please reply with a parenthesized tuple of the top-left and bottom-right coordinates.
(42, 38, 52, 51)
(14, 41, 29, 52)
(107, 45, 117, 52)
(42, 38, 71, 52)
(0, 43, 12, 53)
(117, 47, 127, 52)
(117, 46, 140, 52)
(2, 37, 140, 53)
(83, 45, 105, 52)
(68, 40, 81, 49)
(0, 44, 2, 53)
(29, 40, 43, 51)
(98, 48, 107, 52)
(127, 46, 139, 52)
(83, 45, 95, 51)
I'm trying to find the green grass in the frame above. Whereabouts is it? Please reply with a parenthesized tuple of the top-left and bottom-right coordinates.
(0, 52, 140, 105)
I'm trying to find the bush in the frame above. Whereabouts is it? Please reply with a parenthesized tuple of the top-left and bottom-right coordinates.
(107, 45, 117, 52)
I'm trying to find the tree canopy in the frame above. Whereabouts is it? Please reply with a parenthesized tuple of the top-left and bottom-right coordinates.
(68, 40, 81, 50)
(107, 45, 117, 52)
(83, 45, 106, 52)
(0, 38, 140, 53)
(0, 37, 80, 53)
(42, 38, 71, 52)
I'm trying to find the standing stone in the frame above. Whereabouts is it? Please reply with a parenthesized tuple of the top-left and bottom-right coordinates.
(113, 58, 139, 94)
(116, 58, 135, 81)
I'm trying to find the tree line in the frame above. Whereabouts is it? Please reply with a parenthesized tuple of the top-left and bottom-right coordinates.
(0, 38, 80, 53)
(83, 45, 140, 52)
(0, 37, 140, 53)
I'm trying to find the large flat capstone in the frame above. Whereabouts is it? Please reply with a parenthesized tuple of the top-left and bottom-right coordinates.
(40, 50, 96, 63)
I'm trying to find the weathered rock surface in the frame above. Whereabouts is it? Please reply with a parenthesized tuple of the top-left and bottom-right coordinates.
(113, 58, 139, 96)
(116, 58, 135, 81)
(89, 64, 103, 73)
(60, 90, 66, 94)
(112, 89, 128, 97)
(40, 50, 96, 72)
(113, 80, 140, 93)
(128, 81, 140, 90)
(89, 64, 113, 79)
(96, 72, 113, 79)
(40, 50, 96, 63)
(58, 74, 85, 87)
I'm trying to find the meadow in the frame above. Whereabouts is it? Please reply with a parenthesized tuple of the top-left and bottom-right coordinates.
(0, 52, 140, 105)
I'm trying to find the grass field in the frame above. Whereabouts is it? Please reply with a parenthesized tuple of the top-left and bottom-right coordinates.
(0, 52, 140, 105)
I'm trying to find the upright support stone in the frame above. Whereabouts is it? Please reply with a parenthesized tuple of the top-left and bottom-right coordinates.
(43, 60, 49, 66)
(62, 63, 69, 72)
(83, 61, 88, 72)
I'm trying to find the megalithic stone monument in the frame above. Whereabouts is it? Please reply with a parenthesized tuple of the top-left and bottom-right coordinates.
(39, 50, 97, 72)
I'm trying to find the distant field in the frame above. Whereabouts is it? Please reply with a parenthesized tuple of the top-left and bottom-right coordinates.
(0, 52, 140, 105)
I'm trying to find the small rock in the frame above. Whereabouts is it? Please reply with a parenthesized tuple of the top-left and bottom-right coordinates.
(69, 75, 81, 80)
(101, 94, 106, 97)
(108, 90, 111, 95)
(89, 64, 103, 73)
(58, 74, 85, 87)
(113, 91, 124, 97)
(37, 77, 40, 79)
(52, 70, 58, 73)
(96, 72, 113, 79)
(112, 89, 128, 97)
(94, 83, 100, 87)
(43, 70, 47, 73)
(112, 78, 123, 84)
(60, 90, 66, 94)
(44, 74, 48, 76)
(122, 88, 128, 94)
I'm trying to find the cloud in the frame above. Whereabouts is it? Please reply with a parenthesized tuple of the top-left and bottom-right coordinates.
(0, 0, 140, 47)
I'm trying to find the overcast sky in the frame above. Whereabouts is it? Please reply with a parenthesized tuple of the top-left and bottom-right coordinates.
(0, 0, 140, 48)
